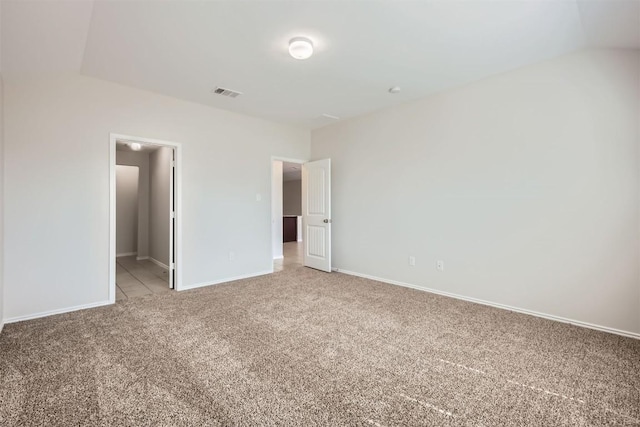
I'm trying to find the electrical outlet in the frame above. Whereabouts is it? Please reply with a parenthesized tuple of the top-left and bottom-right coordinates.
(229, 251, 236, 261)
(437, 260, 444, 271)
(408, 256, 416, 266)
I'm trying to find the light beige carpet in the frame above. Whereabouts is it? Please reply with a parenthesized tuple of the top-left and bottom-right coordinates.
(0, 266, 639, 426)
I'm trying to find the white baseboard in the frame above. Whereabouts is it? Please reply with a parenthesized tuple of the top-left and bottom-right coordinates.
(4, 300, 113, 325)
(180, 270, 273, 292)
(116, 251, 137, 257)
(136, 255, 149, 261)
(148, 257, 169, 270)
(273, 255, 284, 260)
(0, 320, 4, 334)
(337, 269, 640, 340)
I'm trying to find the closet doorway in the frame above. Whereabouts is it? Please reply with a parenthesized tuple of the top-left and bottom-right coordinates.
(109, 134, 182, 302)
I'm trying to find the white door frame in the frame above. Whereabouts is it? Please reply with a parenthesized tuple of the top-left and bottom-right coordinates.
(271, 156, 307, 269)
(109, 133, 183, 303)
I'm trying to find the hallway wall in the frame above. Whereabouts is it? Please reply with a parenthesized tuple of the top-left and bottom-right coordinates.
(116, 150, 150, 259)
(115, 165, 139, 256)
(283, 179, 302, 216)
(149, 146, 172, 267)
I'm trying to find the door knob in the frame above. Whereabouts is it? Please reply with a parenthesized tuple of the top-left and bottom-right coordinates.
(323, 219, 332, 223)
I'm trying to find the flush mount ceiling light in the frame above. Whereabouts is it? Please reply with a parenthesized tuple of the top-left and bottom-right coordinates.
(321, 113, 340, 120)
(289, 37, 314, 60)
(130, 142, 142, 151)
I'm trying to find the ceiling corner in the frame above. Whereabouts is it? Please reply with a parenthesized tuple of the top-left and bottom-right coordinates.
(78, 0, 97, 76)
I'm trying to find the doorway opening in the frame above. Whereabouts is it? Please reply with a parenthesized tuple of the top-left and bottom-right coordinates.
(272, 158, 304, 272)
(109, 134, 182, 303)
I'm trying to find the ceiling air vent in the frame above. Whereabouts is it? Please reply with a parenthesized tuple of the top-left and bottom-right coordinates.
(212, 86, 243, 98)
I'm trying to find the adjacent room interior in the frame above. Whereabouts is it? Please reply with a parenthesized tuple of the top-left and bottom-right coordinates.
(273, 161, 303, 272)
(0, 1, 638, 425)
(115, 140, 176, 299)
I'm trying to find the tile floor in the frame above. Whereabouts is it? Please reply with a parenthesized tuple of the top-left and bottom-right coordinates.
(117, 243, 298, 301)
(116, 256, 171, 301)
(274, 242, 303, 272)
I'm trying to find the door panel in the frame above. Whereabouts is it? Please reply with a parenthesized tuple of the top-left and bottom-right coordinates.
(302, 159, 331, 272)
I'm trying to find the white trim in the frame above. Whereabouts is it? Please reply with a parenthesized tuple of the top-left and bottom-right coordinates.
(0, 321, 4, 334)
(116, 251, 137, 257)
(271, 156, 309, 165)
(179, 270, 273, 292)
(110, 133, 183, 304)
(273, 255, 284, 260)
(136, 255, 149, 261)
(148, 257, 169, 270)
(169, 147, 175, 290)
(109, 136, 116, 304)
(4, 300, 112, 324)
(337, 269, 640, 340)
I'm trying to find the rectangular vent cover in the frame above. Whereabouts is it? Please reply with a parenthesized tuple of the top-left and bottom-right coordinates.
(213, 87, 243, 98)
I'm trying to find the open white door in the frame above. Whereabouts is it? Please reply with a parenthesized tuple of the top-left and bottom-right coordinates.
(302, 159, 331, 272)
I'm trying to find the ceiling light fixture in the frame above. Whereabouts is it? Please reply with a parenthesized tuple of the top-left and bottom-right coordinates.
(289, 37, 314, 60)
(389, 86, 401, 94)
(130, 142, 142, 151)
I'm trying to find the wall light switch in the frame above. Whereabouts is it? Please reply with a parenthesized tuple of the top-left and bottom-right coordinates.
(437, 260, 444, 271)
(256, 193, 262, 201)
(229, 251, 236, 261)
(409, 256, 416, 266)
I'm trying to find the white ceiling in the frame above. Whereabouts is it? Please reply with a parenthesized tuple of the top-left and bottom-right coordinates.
(2, 1, 639, 129)
(116, 140, 161, 153)
(283, 162, 302, 182)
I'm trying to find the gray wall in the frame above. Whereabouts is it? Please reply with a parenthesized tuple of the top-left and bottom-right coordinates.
(312, 49, 640, 335)
(116, 150, 150, 258)
(3, 73, 309, 321)
(149, 146, 172, 267)
(115, 165, 139, 255)
(283, 179, 302, 216)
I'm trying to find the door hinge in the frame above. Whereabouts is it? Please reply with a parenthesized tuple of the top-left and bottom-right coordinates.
(171, 211, 176, 219)
(171, 160, 175, 168)
(170, 263, 175, 270)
